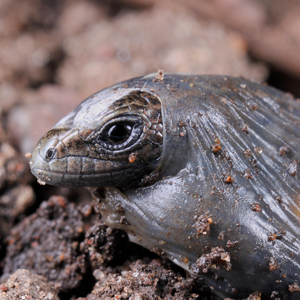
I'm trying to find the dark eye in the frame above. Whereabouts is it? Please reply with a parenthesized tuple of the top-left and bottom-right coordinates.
(45, 148, 56, 160)
(96, 117, 143, 151)
(107, 124, 132, 144)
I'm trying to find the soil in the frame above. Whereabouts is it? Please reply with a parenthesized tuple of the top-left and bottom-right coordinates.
(0, 0, 299, 299)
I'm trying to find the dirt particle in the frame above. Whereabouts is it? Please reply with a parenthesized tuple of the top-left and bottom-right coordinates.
(269, 257, 277, 271)
(254, 146, 263, 154)
(0, 269, 59, 300)
(245, 292, 262, 300)
(152, 247, 165, 256)
(80, 204, 93, 217)
(181, 256, 189, 264)
(250, 203, 262, 212)
(274, 196, 282, 203)
(192, 247, 232, 274)
(116, 204, 125, 215)
(155, 69, 164, 81)
(240, 84, 246, 88)
(289, 283, 300, 293)
(37, 178, 46, 185)
(194, 214, 212, 235)
(251, 103, 258, 110)
(251, 158, 258, 168)
(244, 149, 252, 157)
(276, 228, 286, 239)
(211, 143, 222, 153)
(119, 216, 129, 225)
(270, 291, 279, 298)
(179, 132, 185, 137)
(128, 153, 137, 163)
(220, 97, 227, 104)
(189, 83, 194, 87)
(226, 240, 238, 248)
(224, 175, 234, 184)
(279, 145, 290, 156)
(25, 152, 32, 158)
(288, 160, 298, 176)
(218, 231, 225, 240)
(244, 169, 252, 179)
(268, 233, 277, 241)
(242, 124, 249, 133)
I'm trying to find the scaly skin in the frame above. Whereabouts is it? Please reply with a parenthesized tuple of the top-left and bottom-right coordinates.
(30, 74, 300, 299)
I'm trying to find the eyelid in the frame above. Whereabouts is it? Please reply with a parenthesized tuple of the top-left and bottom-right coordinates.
(99, 116, 141, 135)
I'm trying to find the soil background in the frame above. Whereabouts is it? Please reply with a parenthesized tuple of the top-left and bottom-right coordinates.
(0, 0, 300, 299)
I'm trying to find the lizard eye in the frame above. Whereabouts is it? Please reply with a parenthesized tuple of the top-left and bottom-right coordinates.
(107, 123, 132, 144)
(45, 148, 56, 161)
(96, 117, 143, 151)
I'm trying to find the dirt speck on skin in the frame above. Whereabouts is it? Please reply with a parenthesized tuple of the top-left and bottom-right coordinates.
(211, 143, 222, 153)
(194, 214, 212, 235)
(244, 169, 252, 179)
(155, 69, 164, 81)
(289, 283, 300, 293)
(128, 153, 137, 163)
(226, 240, 238, 248)
(288, 160, 298, 176)
(254, 146, 263, 154)
(224, 175, 234, 184)
(268, 229, 286, 242)
(218, 231, 225, 240)
(268, 233, 277, 241)
(250, 203, 262, 212)
(192, 247, 231, 274)
(244, 149, 252, 157)
(242, 124, 249, 133)
(279, 145, 290, 156)
(0, 269, 59, 300)
(269, 257, 277, 271)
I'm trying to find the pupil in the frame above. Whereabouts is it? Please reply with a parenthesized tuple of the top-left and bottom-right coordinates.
(46, 148, 54, 160)
(107, 124, 131, 143)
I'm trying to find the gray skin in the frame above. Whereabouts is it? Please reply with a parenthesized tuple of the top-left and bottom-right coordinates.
(30, 74, 300, 299)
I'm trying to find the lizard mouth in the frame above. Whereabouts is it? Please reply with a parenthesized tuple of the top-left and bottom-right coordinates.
(29, 139, 140, 187)
(30, 162, 139, 187)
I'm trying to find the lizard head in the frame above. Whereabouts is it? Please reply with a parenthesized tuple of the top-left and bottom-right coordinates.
(30, 88, 163, 188)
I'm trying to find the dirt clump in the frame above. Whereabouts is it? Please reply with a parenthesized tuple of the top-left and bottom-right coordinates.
(0, 269, 59, 300)
(3, 196, 87, 292)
